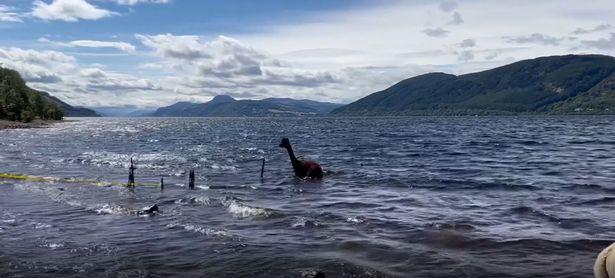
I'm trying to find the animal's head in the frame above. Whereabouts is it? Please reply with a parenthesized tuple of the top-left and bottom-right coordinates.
(279, 138, 291, 148)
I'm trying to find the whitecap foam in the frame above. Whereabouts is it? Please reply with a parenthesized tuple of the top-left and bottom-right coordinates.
(291, 217, 321, 228)
(76, 151, 186, 169)
(225, 200, 270, 218)
(346, 216, 367, 224)
(34, 222, 52, 229)
(92, 204, 131, 215)
(66, 200, 83, 207)
(165, 222, 231, 238)
(210, 164, 237, 171)
(176, 196, 214, 206)
(43, 243, 64, 250)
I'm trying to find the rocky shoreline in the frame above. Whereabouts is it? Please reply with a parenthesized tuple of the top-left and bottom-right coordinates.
(0, 120, 63, 130)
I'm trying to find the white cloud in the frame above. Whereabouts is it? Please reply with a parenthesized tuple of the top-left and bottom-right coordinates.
(32, 0, 116, 22)
(136, 34, 211, 59)
(135, 34, 340, 101)
(505, 33, 564, 46)
(457, 50, 474, 62)
(459, 39, 476, 48)
(0, 48, 75, 84)
(0, 5, 22, 22)
(581, 33, 615, 50)
(423, 28, 450, 38)
(448, 11, 463, 25)
(0, 47, 162, 107)
(38, 37, 136, 53)
(79, 67, 159, 90)
(572, 24, 612, 35)
(69, 40, 136, 53)
(439, 1, 458, 12)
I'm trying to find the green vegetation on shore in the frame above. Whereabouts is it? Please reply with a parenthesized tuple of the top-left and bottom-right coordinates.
(0, 67, 63, 122)
(331, 54, 615, 116)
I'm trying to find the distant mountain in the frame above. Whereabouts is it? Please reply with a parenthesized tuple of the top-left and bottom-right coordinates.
(331, 54, 615, 116)
(150, 95, 343, 117)
(37, 91, 99, 117)
(262, 98, 343, 115)
(92, 106, 156, 117)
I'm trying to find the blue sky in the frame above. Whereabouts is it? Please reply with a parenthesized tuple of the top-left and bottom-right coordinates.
(0, 0, 614, 108)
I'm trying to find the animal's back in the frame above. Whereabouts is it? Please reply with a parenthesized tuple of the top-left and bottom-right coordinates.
(303, 161, 323, 179)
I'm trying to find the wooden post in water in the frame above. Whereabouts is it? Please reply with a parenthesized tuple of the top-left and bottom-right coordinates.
(160, 177, 164, 191)
(260, 158, 265, 179)
(188, 169, 195, 189)
(127, 157, 135, 187)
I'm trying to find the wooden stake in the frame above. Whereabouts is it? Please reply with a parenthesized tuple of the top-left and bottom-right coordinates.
(127, 157, 135, 187)
(188, 169, 195, 189)
(160, 177, 164, 191)
(260, 158, 265, 178)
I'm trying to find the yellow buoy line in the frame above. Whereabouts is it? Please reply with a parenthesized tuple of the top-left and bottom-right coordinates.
(0, 173, 161, 187)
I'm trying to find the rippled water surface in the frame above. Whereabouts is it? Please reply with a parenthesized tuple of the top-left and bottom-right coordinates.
(1, 116, 615, 277)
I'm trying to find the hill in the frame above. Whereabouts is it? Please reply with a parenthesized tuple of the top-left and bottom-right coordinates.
(0, 67, 64, 122)
(0, 67, 99, 120)
(37, 91, 99, 117)
(330, 54, 615, 116)
(151, 95, 342, 117)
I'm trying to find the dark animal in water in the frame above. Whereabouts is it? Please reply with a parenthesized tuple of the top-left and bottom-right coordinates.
(279, 138, 323, 179)
(139, 204, 159, 215)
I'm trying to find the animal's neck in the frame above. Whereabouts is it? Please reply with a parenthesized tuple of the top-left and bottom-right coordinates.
(285, 145, 299, 166)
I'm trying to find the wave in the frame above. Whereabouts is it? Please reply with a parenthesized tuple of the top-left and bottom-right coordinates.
(291, 217, 324, 229)
(566, 183, 615, 193)
(319, 201, 381, 209)
(225, 200, 271, 218)
(346, 216, 368, 224)
(417, 229, 614, 250)
(33, 222, 52, 229)
(507, 206, 595, 229)
(427, 222, 476, 232)
(177, 195, 275, 218)
(69, 151, 187, 169)
(165, 222, 232, 238)
(41, 242, 64, 250)
(412, 178, 539, 191)
(509, 206, 562, 222)
(575, 196, 615, 205)
(519, 140, 548, 146)
(91, 203, 134, 215)
(210, 164, 237, 171)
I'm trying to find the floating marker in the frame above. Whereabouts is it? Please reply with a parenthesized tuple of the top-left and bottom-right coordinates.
(160, 177, 164, 191)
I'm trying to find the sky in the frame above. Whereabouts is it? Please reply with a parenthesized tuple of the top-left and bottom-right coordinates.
(0, 0, 614, 108)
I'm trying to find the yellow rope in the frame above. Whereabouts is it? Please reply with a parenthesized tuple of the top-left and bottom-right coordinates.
(0, 173, 161, 187)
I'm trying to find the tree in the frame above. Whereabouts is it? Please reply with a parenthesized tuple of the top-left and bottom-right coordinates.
(0, 67, 64, 122)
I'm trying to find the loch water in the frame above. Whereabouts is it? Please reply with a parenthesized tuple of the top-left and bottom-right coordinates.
(1, 116, 614, 277)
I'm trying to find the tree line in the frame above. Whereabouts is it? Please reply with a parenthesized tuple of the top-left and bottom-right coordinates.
(0, 67, 63, 122)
